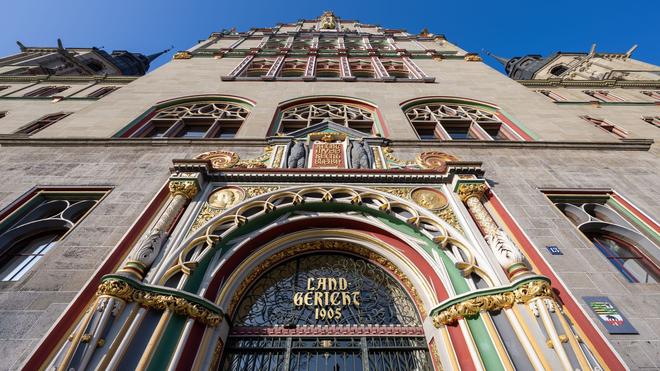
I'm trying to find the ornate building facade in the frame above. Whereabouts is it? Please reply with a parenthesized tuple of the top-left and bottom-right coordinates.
(0, 12, 658, 370)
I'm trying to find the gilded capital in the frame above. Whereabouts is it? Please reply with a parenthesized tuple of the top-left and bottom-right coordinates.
(456, 182, 488, 202)
(169, 180, 199, 200)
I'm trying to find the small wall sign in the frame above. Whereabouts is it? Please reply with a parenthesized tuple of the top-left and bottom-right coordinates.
(583, 296, 638, 334)
(546, 245, 563, 255)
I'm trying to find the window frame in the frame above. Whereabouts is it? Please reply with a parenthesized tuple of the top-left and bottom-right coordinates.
(0, 187, 110, 282)
(580, 116, 628, 138)
(23, 85, 70, 98)
(15, 112, 72, 135)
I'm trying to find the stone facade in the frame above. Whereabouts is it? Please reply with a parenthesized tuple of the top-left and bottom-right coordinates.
(0, 12, 658, 371)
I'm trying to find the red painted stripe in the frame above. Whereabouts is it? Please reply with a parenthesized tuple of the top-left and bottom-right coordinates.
(447, 323, 477, 371)
(486, 191, 626, 370)
(611, 193, 660, 233)
(176, 321, 205, 371)
(22, 183, 170, 371)
(495, 112, 533, 141)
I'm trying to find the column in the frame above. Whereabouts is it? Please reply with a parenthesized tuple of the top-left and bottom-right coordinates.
(456, 182, 531, 279)
(120, 176, 200, 280)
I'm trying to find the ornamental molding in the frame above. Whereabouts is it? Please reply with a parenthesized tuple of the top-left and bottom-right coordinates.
(168, 180, 199, 200)
(97, 276, 223, 326)
(173, 51, 193, 60)
(431, 277, 553, 326)
(416, 151, 459, 171)
(463, 53, 483, 62)
(456, 182, 488, 202)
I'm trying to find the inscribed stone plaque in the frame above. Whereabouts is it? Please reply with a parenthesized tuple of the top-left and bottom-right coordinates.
(311, 142, 345, 168)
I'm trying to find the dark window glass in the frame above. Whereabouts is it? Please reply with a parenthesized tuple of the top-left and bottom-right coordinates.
(16, 112, 71, 135)
(176, 125, 209, 138)
(445, 126, 474, 140)
(590, 235, 658, 284)
(23, 86, 69, 97)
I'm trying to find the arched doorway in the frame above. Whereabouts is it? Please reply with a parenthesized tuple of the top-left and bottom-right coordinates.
(221, 251, 433, 370)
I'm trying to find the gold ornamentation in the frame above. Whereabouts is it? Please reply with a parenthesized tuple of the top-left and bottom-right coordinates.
(195, 150, 240, 169)
(208, 187, 245, 209)
(373, 187, 412, 200)
(432, 280, 553, 326)
(464, 53, 483, 62)
(382, 147, 415, 167)
(272, 146, 285, 168)
(97, 279, 222, 327)
(456, 182, 488, 202)
(419, 28, 431, 37)
(309, 132, 346, 142)
(411, 188, 449, 211)
(228, 240, 427, 318)
(371, 146, 384, 169)
(169, 180, 198, 200)
(416, 151, 458, 172)
(173, 51, 193, 60)
(320, 11, 336, 29)
(437, 207, 463, 234)
(235, 146, 273, 168)
(244, 186, 279, 198)
(189, 203, 220, 233)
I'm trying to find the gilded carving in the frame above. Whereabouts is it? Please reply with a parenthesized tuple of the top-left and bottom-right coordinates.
(416, 151, 458, 172)
(189, 203, 219, 233)
(195, 150, 240, 169)
(432, 279, 553, 326)
(411, 188, 449, 211)
(272, 146, 285, 168)
(320, 11, 337, 29)
(208, 187, 245, 209)
(228, 240, 427, 318)
(309, 132, 346, 142)
(373, 187, 412, 200)
(464, 53, 483, 62)
(209, 338, 225, 371)
(437, 207, 463, 234)
(456, 182, 488, 203)
(168, 180, 199, 200)
(244, 186, 280, 198)
(173, 51, 193, 60)
(465, 196, 499, 235)
(97, 279, 222, 327)
(382, 147, 416, 167)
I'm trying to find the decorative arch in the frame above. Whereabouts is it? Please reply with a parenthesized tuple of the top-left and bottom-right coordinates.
(400, 96, 535, 141)
(115, 94, 255, 138)
(268, 95, 388, 136)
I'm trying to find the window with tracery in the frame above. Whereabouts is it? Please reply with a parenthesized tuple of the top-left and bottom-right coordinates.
(0, 189, 107, 281)
(404, 102, 524, 141)
(223, 253, 432, 371)
(124, 100, 251, 138)
(548, 192, 660, 283)
(274, 101, 379, 135)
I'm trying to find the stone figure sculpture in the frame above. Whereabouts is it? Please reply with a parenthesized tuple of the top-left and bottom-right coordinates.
(287, 141, 307, 168)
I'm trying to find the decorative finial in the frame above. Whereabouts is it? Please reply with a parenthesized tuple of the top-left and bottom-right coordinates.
(483, 50, 509, 66)
(320, 11, 337, 29)
(16, 41, 26, 51)
(57, 38, 64, 50)
(419, 28, 431, 37)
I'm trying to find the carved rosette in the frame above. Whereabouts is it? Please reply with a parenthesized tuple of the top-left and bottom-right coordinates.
(195, 150, 240, 169)
(432, 279, 553, 326)
(415, 151, 458, 172)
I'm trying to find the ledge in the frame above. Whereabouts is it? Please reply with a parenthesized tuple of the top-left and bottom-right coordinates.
(0, 75, 137, 84)
(517, 79, 660, 89)
(0, 137, 653, 151)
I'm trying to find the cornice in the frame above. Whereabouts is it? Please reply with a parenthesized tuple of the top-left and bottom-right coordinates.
(0, 75, 138, 84)
(0, 137, 652, 151)
(517, 78, 660, 89)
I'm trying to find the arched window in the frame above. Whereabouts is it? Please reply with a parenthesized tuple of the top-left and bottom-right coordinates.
(0, 189, 107, 281)
(118, 97, 253, 138)
(223, 253, 432, 370)
(402, 98, 532, 141)
(549, 64, 568, 76)
(553, 200, 660, 284)
(271, 97, 384, 136)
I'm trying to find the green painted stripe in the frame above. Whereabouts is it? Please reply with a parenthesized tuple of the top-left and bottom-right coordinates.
(607, 199, 660, 245)
(153, 201, 503, 370)
(499, 109, 540, 140)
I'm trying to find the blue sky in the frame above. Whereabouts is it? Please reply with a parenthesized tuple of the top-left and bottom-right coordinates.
(2, 0, 658, 74)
